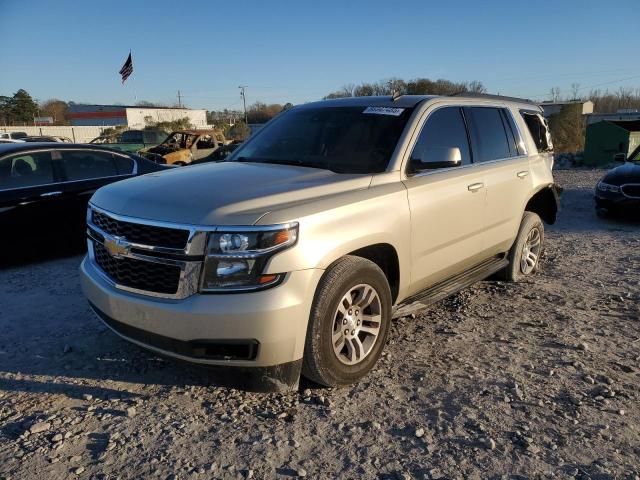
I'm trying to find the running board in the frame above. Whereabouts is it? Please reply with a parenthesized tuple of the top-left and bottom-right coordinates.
(396, 256, 509, 312)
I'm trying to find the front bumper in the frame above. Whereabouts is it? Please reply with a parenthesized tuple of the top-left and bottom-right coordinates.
(594, 191, 640, 211)
(81, 256, 322, 387)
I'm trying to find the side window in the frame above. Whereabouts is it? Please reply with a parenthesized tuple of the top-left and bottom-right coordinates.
(59, 150, 118, 181)
(520, 111, 553, 153)
(0, 151, 55, 190)
(501, 109, 525, 156)
(113, 154, 135, 175)
(409, 107, 471, 173)
(464, 107, 511, 162)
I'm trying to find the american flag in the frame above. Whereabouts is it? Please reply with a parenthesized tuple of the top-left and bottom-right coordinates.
(119, 52, 133, 84)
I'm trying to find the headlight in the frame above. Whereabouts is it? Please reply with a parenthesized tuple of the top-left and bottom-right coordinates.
(200, 223, 298, 292)
(597, 181, 620, 193)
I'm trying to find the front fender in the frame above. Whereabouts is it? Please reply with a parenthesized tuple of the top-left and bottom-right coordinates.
(258, 183, 412, 300)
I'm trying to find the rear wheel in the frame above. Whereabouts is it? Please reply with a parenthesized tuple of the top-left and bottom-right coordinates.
(499, 212, 544, 282)
(302, 256, 392, 387)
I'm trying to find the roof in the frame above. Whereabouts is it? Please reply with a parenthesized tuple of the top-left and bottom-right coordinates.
(0, 142, 135, 156)
(300, 95, 439, 109)
(299, 94, 540, 110)
(610, 120, 640, 132)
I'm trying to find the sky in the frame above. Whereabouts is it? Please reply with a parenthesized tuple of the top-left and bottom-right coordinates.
(1, 0, 639, 111)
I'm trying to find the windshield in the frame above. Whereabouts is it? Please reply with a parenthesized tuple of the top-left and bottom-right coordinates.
(227, 106, 413, 173)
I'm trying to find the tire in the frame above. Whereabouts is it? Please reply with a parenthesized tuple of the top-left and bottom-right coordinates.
(499, 211, 544, 282)
(302, 256, 392, 387)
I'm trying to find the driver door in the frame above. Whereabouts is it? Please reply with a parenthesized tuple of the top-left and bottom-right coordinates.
(402, 106, 487, 296)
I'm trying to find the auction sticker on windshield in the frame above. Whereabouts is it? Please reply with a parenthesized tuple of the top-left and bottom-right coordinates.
(363, 106, 405, 116)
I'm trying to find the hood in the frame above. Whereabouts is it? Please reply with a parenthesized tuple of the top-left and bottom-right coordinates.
(91, 162, 372, 226)
(602, 161, 640, 186)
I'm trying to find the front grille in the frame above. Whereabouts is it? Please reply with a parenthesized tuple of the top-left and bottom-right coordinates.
(93, 241, 181, 294)
(92, 209, 190, 249)
(621, 184, 640, 198)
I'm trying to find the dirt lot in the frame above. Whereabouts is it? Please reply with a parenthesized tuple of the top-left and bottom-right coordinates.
(0, 169, 638, 480)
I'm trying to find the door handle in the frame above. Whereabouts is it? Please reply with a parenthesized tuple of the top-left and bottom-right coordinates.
(467, 182, 484, 192)
(40, 191, 62, 197)
(517, 171, 529, 179)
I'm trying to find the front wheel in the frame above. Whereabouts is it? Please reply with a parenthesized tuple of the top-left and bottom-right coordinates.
(499, 211, 544, 282)
(302, 256, 392, 387)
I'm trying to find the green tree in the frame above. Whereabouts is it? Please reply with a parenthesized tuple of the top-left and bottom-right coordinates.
(143, 116, 193, 132)
(10, 89, 39, 124)
(227, 121, 251, 141)
(547, 104, 585, 153)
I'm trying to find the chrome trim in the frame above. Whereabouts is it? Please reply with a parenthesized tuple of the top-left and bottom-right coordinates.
(407, 154, 529, 179)
(86, 205, 297, 299)
(87, 238, 202, 300)
(621, 183, 640, 199)
(89, 203, 209, 256)
(0, 147, 137, 193)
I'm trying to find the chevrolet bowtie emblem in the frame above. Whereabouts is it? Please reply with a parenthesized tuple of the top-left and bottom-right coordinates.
(103, 235, 131, 259)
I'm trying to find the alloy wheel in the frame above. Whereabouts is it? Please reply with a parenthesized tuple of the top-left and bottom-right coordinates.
(520, 227, 541, 274)
(331, 283, 382, 365)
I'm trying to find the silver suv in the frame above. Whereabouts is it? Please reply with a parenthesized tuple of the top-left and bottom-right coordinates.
(80, 94, 559, 391)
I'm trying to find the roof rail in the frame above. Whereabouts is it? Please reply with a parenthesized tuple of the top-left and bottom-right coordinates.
(451, 92, 538, 105)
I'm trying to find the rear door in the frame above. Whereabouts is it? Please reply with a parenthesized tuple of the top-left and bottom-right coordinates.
(56, 149, 136, 238)
(402, 106, 487, 295)
(463, 106, 533, 255)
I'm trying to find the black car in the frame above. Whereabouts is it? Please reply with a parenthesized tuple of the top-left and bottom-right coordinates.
(0, 143, 168, 264)
(595, 149, 640, 216)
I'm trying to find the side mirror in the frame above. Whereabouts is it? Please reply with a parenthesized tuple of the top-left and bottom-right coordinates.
(411, 146, 462, 171)
(613, 152, 627, 163)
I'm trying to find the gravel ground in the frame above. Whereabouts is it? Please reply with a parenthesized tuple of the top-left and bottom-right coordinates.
(0, 169, 639, 480)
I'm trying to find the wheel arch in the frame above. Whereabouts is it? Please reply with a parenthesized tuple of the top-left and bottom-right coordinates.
(524, 184, 561, 225)
(346, 243, 401, 304)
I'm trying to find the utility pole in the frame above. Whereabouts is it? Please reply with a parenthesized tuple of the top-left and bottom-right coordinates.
(177, 90, 182, 108)
(239, 86, 248, 124)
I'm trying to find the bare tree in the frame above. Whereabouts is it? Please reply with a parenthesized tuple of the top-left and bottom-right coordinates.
(549, 87, 561, 102)
(570, 83, 580, 100)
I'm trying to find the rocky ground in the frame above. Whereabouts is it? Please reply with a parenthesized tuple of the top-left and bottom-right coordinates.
(1, 169, 639, 480)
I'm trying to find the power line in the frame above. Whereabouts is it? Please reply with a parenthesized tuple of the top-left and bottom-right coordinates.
(238, 86, 248, 124)
(514, 73, 640, 100)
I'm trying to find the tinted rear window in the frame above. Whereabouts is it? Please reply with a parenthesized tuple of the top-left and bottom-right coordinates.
(60, 150, 118, 181)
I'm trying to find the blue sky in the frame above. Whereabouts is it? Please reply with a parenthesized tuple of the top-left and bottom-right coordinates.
(1, 0, 638, 110)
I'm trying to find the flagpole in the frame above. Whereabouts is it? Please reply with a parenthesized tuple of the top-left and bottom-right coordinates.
(130, 50, 137, 103)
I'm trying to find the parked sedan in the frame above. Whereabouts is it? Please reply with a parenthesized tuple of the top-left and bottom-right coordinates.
(595, 149, 640, 216)
(0, 131, 27, 140)
(0, 143, 168, 264)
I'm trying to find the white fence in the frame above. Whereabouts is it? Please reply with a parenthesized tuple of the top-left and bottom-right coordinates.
(0, 126, 114, 143)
